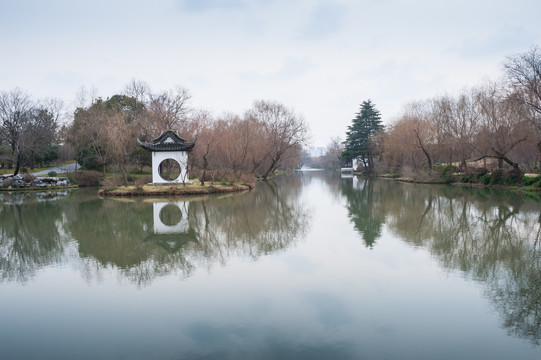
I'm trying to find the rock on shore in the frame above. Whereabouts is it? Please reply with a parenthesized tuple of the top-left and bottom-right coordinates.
(0, 174, 73, 189)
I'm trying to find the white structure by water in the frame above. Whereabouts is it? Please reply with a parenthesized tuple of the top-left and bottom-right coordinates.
(138, 130, 196, 184)
(340, 158, 359, 172)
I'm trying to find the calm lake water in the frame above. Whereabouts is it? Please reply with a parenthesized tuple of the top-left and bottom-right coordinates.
(1, 172, 541, 360)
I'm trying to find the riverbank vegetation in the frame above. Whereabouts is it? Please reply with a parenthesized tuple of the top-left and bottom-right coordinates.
(306, 46, 541, 190)
(67, 83, 308, 185)
(2, 46, 540, 191)
(380, 47, 541, 188)
(0, 81, 308, 187)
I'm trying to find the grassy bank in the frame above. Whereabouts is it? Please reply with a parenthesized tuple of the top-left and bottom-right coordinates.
(369, 166, 541, 193)
(98, 181, 255, 197)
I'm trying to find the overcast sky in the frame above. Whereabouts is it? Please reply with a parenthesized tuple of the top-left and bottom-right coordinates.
(1, 0, 540, 146)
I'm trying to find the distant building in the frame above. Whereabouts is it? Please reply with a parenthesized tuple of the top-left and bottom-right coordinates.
(308, 146, 325, 157)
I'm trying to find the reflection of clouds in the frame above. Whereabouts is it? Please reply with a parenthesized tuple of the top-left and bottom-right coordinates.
(301, 291, 351, 329)
(383, 184, 541, 345)
(281, 254, 317, 275)
(181, 321, 357, 359)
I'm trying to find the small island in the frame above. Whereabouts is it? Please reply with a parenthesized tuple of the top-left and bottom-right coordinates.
(99, 130, 255, 197)
(98, 181, 254, 197)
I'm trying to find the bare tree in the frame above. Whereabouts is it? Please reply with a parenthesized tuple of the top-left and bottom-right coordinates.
(445, 89, 481, 169)
(147, 86, 192, 136)
(0, 88, 33, 175)
(24, 105, 59, 168)
(505, 46, 541, 116)
(249, 100, 309, 180)
(504, 46, 541, 160)
(106, 111, 142, 184)
(404, 101, 435, 171)
(123, 79, 150, 103)
(474, 82, 526, 175)
(193, 115, 218, 186)
(323, 136, 344, 169)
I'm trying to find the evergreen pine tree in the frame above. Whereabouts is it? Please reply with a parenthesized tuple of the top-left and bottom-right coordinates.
(342, 100, 383, 171)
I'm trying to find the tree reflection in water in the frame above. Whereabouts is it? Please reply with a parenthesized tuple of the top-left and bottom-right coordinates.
(340, 176, 386, 248)
(0, 178, 309, 287)
(342, 179, 541, 345)
(2, 175, 540, 345)
(0, 192, 72, 283)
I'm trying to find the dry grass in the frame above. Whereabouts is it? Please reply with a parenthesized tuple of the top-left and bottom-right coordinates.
(98, 181, 254, 197)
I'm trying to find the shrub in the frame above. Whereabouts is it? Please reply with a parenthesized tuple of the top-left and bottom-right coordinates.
(432, 164, 458, 183)
(217, 173, 237, 185)
(135, 175, 152, 185)
(48, 171, 58, 177)
(523, 175, 541, 186)
(101, 176, 124, 189)
(503, 169, 521, 185)
(442, 165, 459, 176)
(480, 173, 491, 185)
(461, 173, 475, 183)
(68, 171, 102, 186)
(433, 164, 458, 174)
(490, 169, 504, 185)
(472, 167, 489, 175)
(133, 175, 152, 191)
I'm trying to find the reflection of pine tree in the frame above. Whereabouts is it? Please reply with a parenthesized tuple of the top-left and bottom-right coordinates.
(341, 177, 384, 248)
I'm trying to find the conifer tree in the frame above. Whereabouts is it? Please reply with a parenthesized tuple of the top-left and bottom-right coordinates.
(342, 100, 383, 171)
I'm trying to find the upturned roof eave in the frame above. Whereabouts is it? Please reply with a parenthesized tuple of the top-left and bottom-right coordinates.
(137, 131, 196, 152)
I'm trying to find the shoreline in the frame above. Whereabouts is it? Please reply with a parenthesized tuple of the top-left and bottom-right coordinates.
(368, 173, 541, 193)
(98, 182, 255, 197)
(0, 185, 79, 192)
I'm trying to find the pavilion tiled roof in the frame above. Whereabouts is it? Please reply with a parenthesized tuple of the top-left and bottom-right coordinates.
(138, 130, 196, 152)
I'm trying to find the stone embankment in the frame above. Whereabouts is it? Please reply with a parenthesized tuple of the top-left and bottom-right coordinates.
(0, 174, 73, 189)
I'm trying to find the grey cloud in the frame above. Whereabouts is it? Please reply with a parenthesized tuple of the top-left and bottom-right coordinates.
(178, 0, 260, 12)
(458, 23, 539, 59)
(301, 1, 346, 40)
(237, 57, 314, 82)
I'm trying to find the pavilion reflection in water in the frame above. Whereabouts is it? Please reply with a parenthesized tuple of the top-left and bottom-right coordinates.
(146, 200, 197, 253)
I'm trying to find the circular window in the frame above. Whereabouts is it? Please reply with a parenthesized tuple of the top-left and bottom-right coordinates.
(158, 158, 181, 181)
(159, 204, 183, 226)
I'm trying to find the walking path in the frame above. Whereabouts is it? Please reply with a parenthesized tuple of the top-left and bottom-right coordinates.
(32, 163, 79, 175)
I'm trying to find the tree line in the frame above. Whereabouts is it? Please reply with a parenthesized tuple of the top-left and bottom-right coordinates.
(0, 89, 62, 175)
(0, 80, 309, 183)
(327, 46, 541, 177)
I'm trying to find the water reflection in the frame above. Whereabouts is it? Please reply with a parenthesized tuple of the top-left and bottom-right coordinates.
(0, 191, 72, 283)
(0, 178, 309, 286)
(340, 177, 386, 248)
(341, 178, 541, 345)
(2, 174, 540, 349)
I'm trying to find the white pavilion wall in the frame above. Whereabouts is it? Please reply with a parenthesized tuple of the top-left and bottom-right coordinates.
(151, 151, 189, 184)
